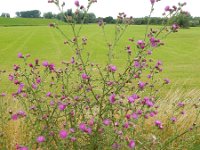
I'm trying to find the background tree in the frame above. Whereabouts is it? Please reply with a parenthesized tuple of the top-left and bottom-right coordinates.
(43, 12, 54, 19)
(16, 10, 41, 18)
(171, 12, 192, 28)
(103, 16, 115, 24)
(1, 13, 10, 18)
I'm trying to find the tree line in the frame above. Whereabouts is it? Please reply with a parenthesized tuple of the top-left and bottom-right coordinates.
(1, 10, 200, 28)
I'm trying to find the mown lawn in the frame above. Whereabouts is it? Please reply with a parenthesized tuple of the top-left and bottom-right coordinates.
(0, 24, 200, 91)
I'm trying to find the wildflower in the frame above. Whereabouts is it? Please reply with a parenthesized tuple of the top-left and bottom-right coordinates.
(128, 94, 139, 103)
(108, 65, 117, 72)
(19, 146, 29, 150)
(71, 137, 77, 142)
(36, 78, 41, 84)
(128, 140, 135, 149)
(59, 130, 68, 139)
(109, 93, 116, 104)
(112, 142, 120, 149)
(164, 78, 170, 84)
(42, 61, 49, 67)
(13, 64, 20, 71)
(123, 122, 129, 129)
(137, 40, 145, 49)
(49, 23, 55, 27)
(165, 6, 170, 11)
(9, 74, 14, 81)
(11, 114, 18, 120)
(150, 0, 155, 5)
(81, 73, 89, 80)
(178, 102, 185, 107)
(79, 123, 87, 131)
(18, 53, 23, 58)
(46, 92, 51, 97)
(32, 84, 37, 89)
(134, 61, 140, 68)
(155, 120, 163, 129)
(137, 110, 143, 115)
(74, 0, 80, 7)
(103, 119, 111, 126)
(48, 0, 54, 3)
(171, 117, 177, 123)
(132, 113, 138, 119)
(36, 136, 45, 143)
(58, 104, 67, 111)
(49, 63, 55, 71)
(138, 81, 146, 89)
(126, 114, 131, 120)
(89, 118, 94, 126)
(1, 93, 6, 97)
(35, 59, 39, 65)
(147, 50, 152, 55)
(171, 24, 179, 32)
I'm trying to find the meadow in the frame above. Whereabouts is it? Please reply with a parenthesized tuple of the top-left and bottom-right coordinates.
(0, 24, 200, 91)
(0, 15, 200, 149)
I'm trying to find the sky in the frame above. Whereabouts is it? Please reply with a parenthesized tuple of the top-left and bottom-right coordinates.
(0, 0, 199, 18)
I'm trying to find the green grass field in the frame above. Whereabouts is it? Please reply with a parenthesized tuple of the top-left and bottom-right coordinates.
(0, 24, 200, 91)
(0, 17, 65, 26)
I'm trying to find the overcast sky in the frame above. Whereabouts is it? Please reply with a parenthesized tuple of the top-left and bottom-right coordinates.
(0, 0, 199, 18)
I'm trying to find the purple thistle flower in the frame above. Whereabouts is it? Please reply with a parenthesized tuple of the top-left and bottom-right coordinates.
(71, 137, 77, 142)
(58, 104, 67, 111)
(134, 61, 140, 68)
(42, 61, 49, 67)
(164, 78, 170, 84)
(137, 40, 145, 49)
(165, 6, 170, 11)
(150, 0, 155, 5)
(46, 92, 51, 97)
(13, 64, 20, 71)
(138, 81, 146, 89)
(49, 63, 55, 71)
(103, 119, 111, 126)
(9, 74, 14, 81)
(109, 93, 116, 104)
(36, 78, 41, 84)
(36, 136, 45, 143)
(1, 93, 6, 97)
(128, 140, 135, 149)
(132, 113, 138, 119)
(81, 73, 89, 80)
(32, 84, 37, 89)
(59, 130, 68, 139)
(11, 114, 18, 120)
(155, 120, 162, 126)
(18, 53, 23, 58)
(19, 147, 29, 150)
(74, 0, 80, 7)
(178, 102, 185, 107)
(123, 122, 129, 128)
(79, 123, 87, 131)
(108, 65, 117, 72)
(171, 117, 177, 123)
(128, 94, 139, 103)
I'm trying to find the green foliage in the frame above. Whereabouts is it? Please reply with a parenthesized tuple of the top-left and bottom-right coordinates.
(43, 12, 54, 19)
(16, 10, 41, 18)
(171, 13, 192, 28)
(1, 13, 10, 18)
(103, 16, 115, 24)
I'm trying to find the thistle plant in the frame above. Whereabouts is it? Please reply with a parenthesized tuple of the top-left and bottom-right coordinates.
(1, 0, 199, 150)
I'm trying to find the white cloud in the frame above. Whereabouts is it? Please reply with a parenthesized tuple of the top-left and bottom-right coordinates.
(0, 0, 199, 18)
